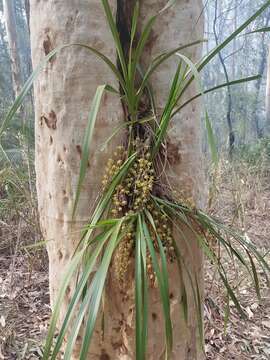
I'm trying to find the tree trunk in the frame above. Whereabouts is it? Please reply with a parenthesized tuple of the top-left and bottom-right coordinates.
(30, 0, 127, 357)
(252, 12, 270, 139)
(30, 0, 204, 359)
(3, 0, 22, 99)
(213, 0, 235, 155)
(253, 39, 267, 139)
(139, 2, 205, 359)
(266, 45, 270, 135)
(24, 0, 30, 33)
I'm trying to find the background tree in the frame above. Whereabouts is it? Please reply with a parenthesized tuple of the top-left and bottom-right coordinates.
(204, 0, 270, 150)
(0, 13, 13, 115)
(3, 0, 22, 99)
(0, 0, 33, 122)
(24, 0, 30, 32)
(266, 44, 270, 134)
(213, 0, 235, 154)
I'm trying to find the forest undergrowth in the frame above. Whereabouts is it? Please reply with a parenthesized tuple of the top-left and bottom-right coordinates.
(204, 149, 270, 359)
(0, 147, 270, 360)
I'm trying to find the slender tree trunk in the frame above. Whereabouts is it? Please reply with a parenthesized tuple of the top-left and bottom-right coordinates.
(24, 0, 30, 33)
(213, 0, 235, 155)
(21, 0, 34, 109)
(3, 0, 22, 99)
(266, 45, 270, 135)
(232, 0, 238, 80)
(30, 0, 204, 358)
(253, 39, 267, 139)
(252, 12, 270, 139)
(0, 21, 13, 101)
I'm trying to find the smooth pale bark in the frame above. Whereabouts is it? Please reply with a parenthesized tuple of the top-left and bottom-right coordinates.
(31, 0, 204, 359)
(30, 0, 125, 358)
(138, 1, 205, 359)
(3, 0, 22, 99)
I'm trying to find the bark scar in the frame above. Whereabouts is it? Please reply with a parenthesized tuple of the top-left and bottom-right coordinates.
(43, 34, 52, 55)
(100, 350, 110, 360)
(76, 145, 82, 158)
(41, 110, 57, 130)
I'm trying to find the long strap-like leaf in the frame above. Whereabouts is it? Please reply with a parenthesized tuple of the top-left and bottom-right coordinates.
(141, 214, 173, 358)
(72, 85, 106, 218)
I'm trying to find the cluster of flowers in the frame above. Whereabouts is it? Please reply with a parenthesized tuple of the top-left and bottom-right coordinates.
(102, 142, 176, 286)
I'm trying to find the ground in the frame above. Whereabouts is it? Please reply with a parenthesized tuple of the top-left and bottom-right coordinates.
(0, 161, 269, 359)
(204, 160, 270, 359)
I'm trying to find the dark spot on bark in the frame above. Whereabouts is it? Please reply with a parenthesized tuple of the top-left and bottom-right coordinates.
(87, 160, 90, 167)
(100, 350, 110, 360)
(41, 110, 57, 130)
(122, 294, 129, 302)
(167, 140, 182, 165)
(57, 154, 62, 163)
(103, 92, 108, 104)
(62, 189, 66, 195)
(111, 341, 122, 350)
(65, 10, 79, 30)
(43, 34, 53, 56)
(63, 196, 69, 204)
(58, 250, 63, 260)
(49, 136, 53, 145)
(63, 144, 67, 152)
(49, 110, 57, 129)
(66, 285, 71, 295)
(76, 145, 82, 158)
(169, 292, 174, 299)
(77, 335, 82, 341)
(152, 312, 157, 320)
(48, 193, 52, 199)
(188, 347, 191, 353)
(124, 324, 133, 336)
(40, 115, 48, 127)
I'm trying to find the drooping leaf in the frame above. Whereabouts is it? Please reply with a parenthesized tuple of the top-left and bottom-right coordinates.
(78, 221, 123, 359)
(72, 85, 107, 218)
(173, 75, 261, 114)
(48, 229, 114, 359)
(141, 214, 173, 356)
